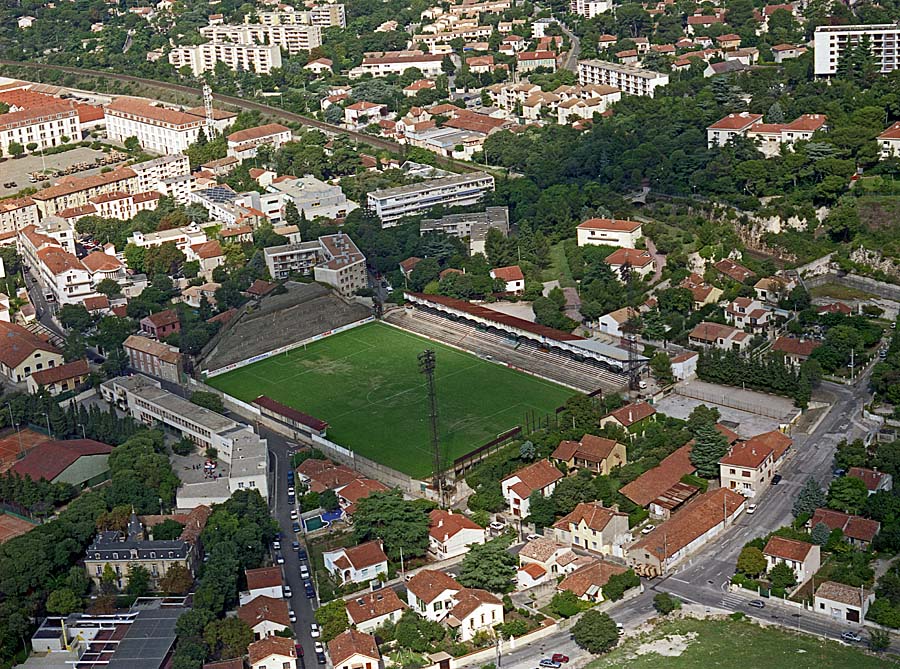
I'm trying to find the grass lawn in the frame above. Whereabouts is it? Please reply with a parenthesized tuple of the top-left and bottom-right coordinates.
(809, 283, 875, 301)
(543, 241, 577, 288)
(588, 617, 896, 669)
(207, 322, 572, 478)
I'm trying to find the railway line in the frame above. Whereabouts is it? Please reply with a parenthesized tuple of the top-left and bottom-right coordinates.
(0, 59, 481, 172)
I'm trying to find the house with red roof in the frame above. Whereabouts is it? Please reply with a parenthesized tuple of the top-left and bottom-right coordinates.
(140, 309, 181, 340)
(343, 101, 390, 131)
(323, 540, 389, 585)
(26, 358, 90, 396)
(576, 218, 643, 249)
(848, 466, 892, 495)
(724, 296, 772, 333)
(605, 248, 655, 280)
(346, 589, 408, 633)
(328, 629, 381, 669)
(772, 336, 822, 369)
(248, 636, 296, 669)
(0, 320, 65, 384)
(551, 434, 626, 474)
(551, 501, 630, 556)
(226, 123, 292, 161)
(719, 432, 789, 498)
(489, 264, 525, 294)
(238, 595, 291, 639)
(763, 536, 820, 583)
(714, 258, 756, 283)
(500, 459, 564, 517)
(808, 507, 880, 550)
(688, 321, 751, 352)
(406, 569, 462, 621)
(241, 566, 284, 605)
(879, 121, 900, 160)
(428, 509, 486, 559)
(619, 442, 698, 518)
(817, 302, 852, 316)
(337, 477, 390, 515)
(557, 559, 628, 602)
(600, 402, 656, 434)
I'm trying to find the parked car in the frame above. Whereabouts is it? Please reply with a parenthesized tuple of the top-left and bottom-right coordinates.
(641, 524, 655, 535)
(314, 643, 325, 654)
(291, 509, 299, 520)
(298, 548, 308, 560)
(295, 643, 304, 656)
(292, 541, 300, 551)
(272, 540, 281, 550)
(772, 474, 782, 485)
(316, 652, 327, 665)
(288, 486, 295, 496)
(310, 623, 320, 638)
(288, 495, 295, 506)
(283, 585, 292, 598)
(489, 521, 505, 532)
(833, 469, 846, 478)
(841, 631, 862, 643)
(746, 504, 757, 515)
(275, 553, 285, 565)
(551, 654, 569, 663)
(300, 565, 310, 579)
(526, 534, 542, 542)
(539, 660, 561, 668)
(748, 600, 765, 609)
(292, 522, 301, 533)
(288, 609, 297, 623)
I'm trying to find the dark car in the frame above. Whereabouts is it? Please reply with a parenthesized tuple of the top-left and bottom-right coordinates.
(288, 494, 295, 506)
(316, 652, 327, 665)
(292, 541, 300, 551)
(298, 547, 308, 560)
(292, 522, 301, 533)
(295, 643, 304, 656)
(772, 473, 782, 485)
(551, 655, 569, 664)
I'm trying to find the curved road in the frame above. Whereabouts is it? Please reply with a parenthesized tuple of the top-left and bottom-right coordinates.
(558, 22, 581, 73)
(0, 59, 480, 173)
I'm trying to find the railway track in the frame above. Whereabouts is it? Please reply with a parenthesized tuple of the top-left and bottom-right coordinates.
(0, 59, 481, 172)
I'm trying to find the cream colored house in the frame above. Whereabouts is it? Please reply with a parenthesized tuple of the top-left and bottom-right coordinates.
(551, 435, 626, 475)
(446, 588, 503, 642)
(763, 536, 820, 584)
(0, 321, 64, 384)
(576, 218, 643, 248)
(550, 501, 630, 557)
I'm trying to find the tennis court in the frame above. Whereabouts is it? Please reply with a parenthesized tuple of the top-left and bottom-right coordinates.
(208, 322, 573, 478)
(0, 512, 38, 544)
(0, 428, 50, 473)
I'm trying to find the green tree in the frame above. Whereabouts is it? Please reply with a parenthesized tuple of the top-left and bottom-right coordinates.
(653, 592, 679, 615)
(100, 563, 118, 595)
(95, 278, 121, 298)
(736, 546, 766, 576)
(549, 590, 582, 618)
(352, 490, 430, 560)
(204, 617, 253, 660)
(152, 519, 186, 540)
(649, 352, 673, 384)
(525, 491, 556, 529)
(768, 562, 797, 590)
(126, 565, 151, 596)
(792, 477, 826, 518)
(46, 587, 81, 615)
(190, 391, 224, 414)
(458, 536, 518, 593)
(8, 141, 24, 158)
(827, 476, 868, 514)
(686, 405, 720, 436)
(689, 423, 729, 478)
(811, 522, 831, 545)
(571, 610, 619, 654)
(59, 304, 93, 331)
(869, 628, 890, 652)
(319, 489, 339, 512)
(160, 563, 194, 595)
(315, 599, 349, 641)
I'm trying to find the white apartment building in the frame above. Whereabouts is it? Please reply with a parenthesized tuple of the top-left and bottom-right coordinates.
(310, 4, 346, 27)
(101, 374, 269, 505)
(314, 233, 367, 296)
(570, 0, 611, 18)
(577, 59, 669, 97)
(264, 241, 321, 280)
(268, 176, 359, 220)
(169, 41, 282, 76)
(0, 197, 39, 235)
(814, 24, 900, 76)
(349, 51, 447, 78)
(707, 112, 763, 148)
(59, 190, 161, 224)
(254, 4, 345, 27)
(130, 154, 192, 192)
(106, 98, 205, 155)
(367, 172, 495, 226)
(0, 102, 81, 156)
(19, 222, 98, 306)
(200, 23, 323, 55)
(226, 123, 293, 160)
(576, 218, 643, 248)
(30, 168, 139, 217)
(413, 26, 493, 51)
(127, 223, 207, 254)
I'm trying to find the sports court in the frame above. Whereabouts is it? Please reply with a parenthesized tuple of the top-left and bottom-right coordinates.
(208, 322, 573, 478)
(0, 428, 50, 473)
(0, 512, 38, 544)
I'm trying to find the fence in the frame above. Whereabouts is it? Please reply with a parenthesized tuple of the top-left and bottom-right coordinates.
(675, 382, 793, 420)
(204, 316, 375, 377)
(451, 426, 521, 478)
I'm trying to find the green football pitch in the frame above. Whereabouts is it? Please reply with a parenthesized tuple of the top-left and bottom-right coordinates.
(206, 322, 573, 478)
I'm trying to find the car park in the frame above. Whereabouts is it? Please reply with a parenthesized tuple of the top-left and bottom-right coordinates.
(748, 600, 765, 609)
(310, 623, 320, 638)
(841, 632, 862, 643)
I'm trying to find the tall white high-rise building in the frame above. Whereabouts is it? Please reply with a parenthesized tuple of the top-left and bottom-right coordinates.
(813, 24, 900, 76)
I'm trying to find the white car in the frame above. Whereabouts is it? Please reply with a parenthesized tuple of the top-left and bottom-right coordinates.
(290, 509, 299, 520)
(641, 524, 655, 535)
(283, 585, 292, 598)
(289, 609, 297, 623)
(314, 642, 325, 654)
(276, 553, 285, 565)
(526, 534, 542, 542)
(310, 623, 321, 638)
(300, 565, 310, 579)
(746, 504, 757, 515)
(288, 486, 295, 495)
(272, 540, 281, 550)
(489, 521, 506, 532)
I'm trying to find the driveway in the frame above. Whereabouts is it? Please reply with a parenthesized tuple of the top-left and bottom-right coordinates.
(644, 237, 666, 284)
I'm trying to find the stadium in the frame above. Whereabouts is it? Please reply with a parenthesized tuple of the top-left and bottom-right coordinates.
(201, 283, 636, 482)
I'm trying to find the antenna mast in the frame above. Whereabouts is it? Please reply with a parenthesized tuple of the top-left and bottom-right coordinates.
(418, 349, 445, 507)
(203, 83, 216, 138)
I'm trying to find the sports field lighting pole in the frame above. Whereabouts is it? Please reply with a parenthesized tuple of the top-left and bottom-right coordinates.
(419, 349, 445, 508)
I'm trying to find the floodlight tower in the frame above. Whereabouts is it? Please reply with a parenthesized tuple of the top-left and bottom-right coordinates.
(203, 83, 216, 138)
(619, 262, 641, 392)
(418, 349, 445, 507)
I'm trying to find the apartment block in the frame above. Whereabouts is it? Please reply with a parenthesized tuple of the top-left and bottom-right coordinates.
(367, 172, 495, 226)
(130, 154, 192, 192)
(264, 233, 366, 296)
(0, 197, 39, 234)
(169, 41, 283, 76)
(577, 59, 669, 97)
(106, 97, 205, 154)
(349, 51, 447, 78)
(200, 23, 323, 55)
(0, 102, 81, 156)
(814, 24, 900, 76)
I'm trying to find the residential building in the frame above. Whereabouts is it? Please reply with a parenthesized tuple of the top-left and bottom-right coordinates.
(517, 50, 557, 72)
(518, 537, 576, 576)
(169, 40, 282, 76)
(627, 488, 745, 575)
(725, 296, 772, 333)
(123, 334, 182, 383)
(19, 221, 98, 306)
(600, 401, 656, 434)
(272, 175, 358, 220)
(605, 248, 654, 280)
(848, 466, 893, 495)
(719, 432, 792, 497)
(714, 258, 756, 283)
(101, 374, 269, 505)
(0, 196, 39, 234)
(808, 508, 880, 550)
(346, 590, 407, 633)
(227, 124, 293, 160)
(772, 336, 821, 369)
(814, 581, 875, 623)
(201, 22, 322, 55)
(248, 637, 296, 669)
(130, 154, 192, 193)
(10, 438, 113, 488)
(367, 173, 495, 226)
(879, 122, 900, 159)
(328, 630, 381, 669)
(264, 241, 322, 280)
(688, 321, 751, 351)
(598, 306, 639, 338)
(619, 442, 698, 518)
(428, 509, 486, 559)
(140, 309, 181, 340)
(26, 358, 90, 395)
(344, 102, 390, 130)
(772, 43, 807, 62)
(127, 223, 207, 254)
(763, 536, 820, 583)
(323, 541, 389, 585)
(446, 588, 503, 642)
(349, 51, 447, 78)
(551, 434, 626, 474)
(490, 264, 525, 293)
(557, 559, 628, 602)
(571, 0, 612, 18)
(420, 207, 509, 255)
(671, 351, 699, 381)
(500, 459, 564, 517)
(576, 218, 643, 248)
(406, 569, 462, 621)
(550, 502, 630, 556)
(577, 60, 669, 97)
(83, 511, 203, 589)
(813, 24, 900, 76)
(0, 319, 63, 384)
(754, 275, 793, 303)
(238, 595, 291, 639)
(242, 566, 285, 604)
(105, 98, 208, 154)
(0, 102, 81, 156)
(311, 4, 346, 27)
(30, 168, 138, 217)
(707, 112, 763, 148)
(336, 477, 390, 515)
(680, 273, 722, 309)
(315, 233, 367, 296)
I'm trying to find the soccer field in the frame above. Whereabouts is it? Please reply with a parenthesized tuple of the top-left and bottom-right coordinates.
(207, 322, 573, 478)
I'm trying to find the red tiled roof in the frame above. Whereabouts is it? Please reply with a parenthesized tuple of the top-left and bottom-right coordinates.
(708, 113, 762, 130)
(620, 443, 695, 507)
(817, 302, 852, 315)
(782, 114, 826, 132)
(606, 402, 655, 427)
(328, 629, 379, 666)
(83, 295, 110, 312)
(37, 247, 85, 276)
(714, 258, 755, 282)
(520, 562, 546, 579)
(237, 595, 291, 629)
(503, 459, 563, 496)
(689, 321, 739, 342)
(577, 218, 642, 232)
(879, 122, 900, 140)
(30, 358, 89, 386)
(847, 466, 889, 492)
(743, 430, 791, 462)
(10, 438, 112, 481)
(342, 541, 388, 570)
(143, 309, 179, 328)
(552, 435, 621, 464)
(0, 320, 62, 368)
(253, 395, 328, 431)
(719, 439, 772, 469)
(339, 478, 390, 506)
(399, 257, 422, 273)
(346, 589, 407, 625)
(297, 459, 358, 492)
(809, 508, 879, 542)
(407, 569, 461, 603)
(429, 509, 482, 542)
(553, 501, 625, 532)
(245, 566, 283, 591)
(449, 587, 501, 619)
(227, 123, 290, 144)
(491, 265, 524, 282)
(0, 102, 77, 131)
(605, 248, 654, 267)
(763, 535, 814, 561)
(557, 560, 627, 597)
(82, 251, 123, 272)
(772, 336, 821, 357)
(106, 97, 203, 128)
(246, 279, 277, 296)
(190, 240, 223, 260)
(248, 637, 295, 666)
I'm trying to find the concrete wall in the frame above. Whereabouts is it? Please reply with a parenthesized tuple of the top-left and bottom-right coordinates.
(806, 272, 900, 302)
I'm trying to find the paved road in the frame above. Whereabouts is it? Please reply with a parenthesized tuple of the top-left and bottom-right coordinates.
(558, 22, 581, 73)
